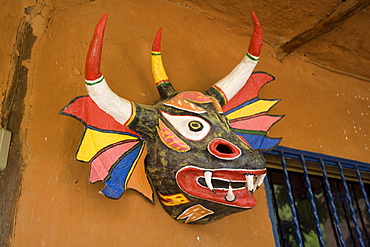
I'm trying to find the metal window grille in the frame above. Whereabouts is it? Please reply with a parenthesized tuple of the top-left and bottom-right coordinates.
(263, 146, 370, 247)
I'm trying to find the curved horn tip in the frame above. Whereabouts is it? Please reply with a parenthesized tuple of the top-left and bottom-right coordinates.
(94, 13, 109, 39)
(251, 12, 260, 27)
(152, 28, 163, 52)
(94, 13, 109, 33)
(248, 12, 262, 57)
(85, 13, 109, 80)
(100, 13, 109, 22)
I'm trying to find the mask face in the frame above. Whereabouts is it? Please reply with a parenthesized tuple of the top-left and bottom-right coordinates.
(60, 13, 282, 224)
(142, 92, 266, 223)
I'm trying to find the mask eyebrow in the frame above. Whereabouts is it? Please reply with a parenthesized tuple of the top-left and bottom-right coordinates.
(210, 97, 223, 113)
(163, 99, 207, 114)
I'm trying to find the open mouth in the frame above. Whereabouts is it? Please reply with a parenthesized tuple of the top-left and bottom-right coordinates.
(176, 165, 266, 208)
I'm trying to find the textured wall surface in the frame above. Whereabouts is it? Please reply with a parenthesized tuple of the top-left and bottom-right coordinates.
(0, 0, 369, 246)
(177, 0, 370, 80)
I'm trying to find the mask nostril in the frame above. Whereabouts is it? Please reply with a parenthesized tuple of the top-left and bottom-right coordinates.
(216, 144, 233, 154)
(208, 138, 241, 160)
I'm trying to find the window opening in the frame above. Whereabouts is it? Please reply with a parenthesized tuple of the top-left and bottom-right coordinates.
(263, 146, 370, 247)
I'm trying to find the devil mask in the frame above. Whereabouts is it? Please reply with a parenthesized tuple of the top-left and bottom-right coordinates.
(60, 13, 283, 224)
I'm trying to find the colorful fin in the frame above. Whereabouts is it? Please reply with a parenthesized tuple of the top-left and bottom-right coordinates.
(60, 96, 153, 202)
(223, 72, 283, 151)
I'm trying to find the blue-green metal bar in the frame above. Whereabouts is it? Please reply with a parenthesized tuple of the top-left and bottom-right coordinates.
(319, 159, 345, 247)
(300, 155, 325, 247)
(265, 146, 370, 172)
(355, 167, 370, 217)
(280, 151, 304, 246)
(350, 183, 369, 244)
(264, 174, 281, 247)
(337, 162, 365, 247)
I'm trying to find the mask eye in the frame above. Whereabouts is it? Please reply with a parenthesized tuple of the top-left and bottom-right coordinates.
(188, 121, 203, 132)
(161, 111, 210, 141)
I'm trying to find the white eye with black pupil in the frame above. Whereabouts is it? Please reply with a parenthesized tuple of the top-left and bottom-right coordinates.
(188, 121, 203, 132)
(160, 111, 211, 141)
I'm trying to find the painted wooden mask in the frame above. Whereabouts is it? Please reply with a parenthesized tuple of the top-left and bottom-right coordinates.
(60, 13, 283, 224)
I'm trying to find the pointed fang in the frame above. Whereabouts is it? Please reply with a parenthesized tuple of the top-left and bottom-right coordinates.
(204, 171, 215, 193)
(254, 173, 266, 191)
(225, 183, 236, 202)
(245, 174, 254, 193)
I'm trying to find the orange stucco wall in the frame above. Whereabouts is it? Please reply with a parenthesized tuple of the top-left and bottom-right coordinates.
(1, 0, 369, 246)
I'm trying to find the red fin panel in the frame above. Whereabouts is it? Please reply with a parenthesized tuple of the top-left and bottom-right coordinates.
(61, 96, 139, 136)
(222, 72, 275, 113)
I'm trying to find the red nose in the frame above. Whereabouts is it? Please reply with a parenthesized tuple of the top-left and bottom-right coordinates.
(207, 138, 241, 160)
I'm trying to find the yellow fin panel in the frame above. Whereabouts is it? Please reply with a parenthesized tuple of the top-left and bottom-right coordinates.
(226, 99, 279, 120)
(77, 128, 137, 162)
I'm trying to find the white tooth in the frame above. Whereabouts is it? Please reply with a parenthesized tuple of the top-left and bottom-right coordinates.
(204, 171, 214, 192)
(254, 173, 266, 191)
(245, 174, 254, 192)
(225, 183, 235, 202)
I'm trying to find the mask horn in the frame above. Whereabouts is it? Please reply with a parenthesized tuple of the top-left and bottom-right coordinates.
(151, 28, 175, 99)
(84, 14, 134, 125)
(205, 12, 262, 106)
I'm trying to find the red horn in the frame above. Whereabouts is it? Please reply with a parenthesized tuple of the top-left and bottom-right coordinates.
(248, 12, 262, 57)
(84, 14, 135, 126)
(85, 13, 108, 80)
(151, 28, 175, 99)
(152, 28, 162, 52)
(204, 12, 263, 105)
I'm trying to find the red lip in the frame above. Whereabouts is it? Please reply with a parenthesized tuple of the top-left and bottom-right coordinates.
(176, 166, 266, 208)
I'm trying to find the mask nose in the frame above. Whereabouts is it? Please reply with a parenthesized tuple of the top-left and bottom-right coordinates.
(207, 138, 241, 160)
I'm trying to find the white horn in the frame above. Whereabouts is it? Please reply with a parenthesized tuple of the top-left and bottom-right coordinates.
(85, 14, 133, 125)
(213, 12, 262, 103)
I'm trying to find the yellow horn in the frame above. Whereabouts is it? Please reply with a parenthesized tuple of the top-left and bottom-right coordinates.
(151, 28, 175, 99)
